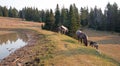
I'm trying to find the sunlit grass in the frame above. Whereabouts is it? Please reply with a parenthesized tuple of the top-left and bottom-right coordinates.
(34, 29, 120, 66)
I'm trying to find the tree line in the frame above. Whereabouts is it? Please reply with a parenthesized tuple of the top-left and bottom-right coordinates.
(0, 2, 120, 37)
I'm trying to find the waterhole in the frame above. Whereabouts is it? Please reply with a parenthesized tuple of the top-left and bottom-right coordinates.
(0, 31, 28, 61)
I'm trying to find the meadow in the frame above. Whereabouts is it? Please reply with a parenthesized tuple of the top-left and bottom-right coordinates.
(0, 17, 119, 66)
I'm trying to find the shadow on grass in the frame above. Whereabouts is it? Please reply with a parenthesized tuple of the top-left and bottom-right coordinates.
(62, 39, 76, 44)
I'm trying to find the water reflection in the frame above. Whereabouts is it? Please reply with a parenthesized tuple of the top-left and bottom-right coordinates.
(0, 32, 28, 61)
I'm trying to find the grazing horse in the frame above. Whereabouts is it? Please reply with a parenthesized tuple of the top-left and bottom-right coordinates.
(58, 25, 68, 34)
(89, 41, 99, 49)
(76, 30, 88, 46)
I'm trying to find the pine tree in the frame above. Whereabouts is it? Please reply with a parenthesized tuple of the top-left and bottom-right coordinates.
(44, 9, 50, 30)
(94, 7, 103, 30)
(2, 6, 8, 17)
(88, 7, 103, 30)
(88, 8, 94, 28)
(44, 9, 55, 30)
(12, 8, 18, 17)
(8, 7, 12, 17)
(106, 3, 113, 31)
(116, 9, 120, 32)
(33, 8, 40, 21)
(40, 10, 46, 22)
(61, 7, 69, 27)
(0, 6, 3, 16)
(80, 7, 89, 27)
(18, 10, 22, 18)
(105, 2, 118, 31)
(49, 9, 55, 30)
(68, 4, 79, 37)
(73, 4, 80, 28)
(112, 3, 118, 31)
(54, 4, 61, 31)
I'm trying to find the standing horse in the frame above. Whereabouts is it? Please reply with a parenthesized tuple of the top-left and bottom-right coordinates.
(58, 25, 68, 34)
(76, 30, 88, 46)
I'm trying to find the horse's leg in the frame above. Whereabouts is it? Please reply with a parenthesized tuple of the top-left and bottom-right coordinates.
(95, 45, 98, 49)
(77, 36, 79, 44)
(64, 30, 66, 34)
(83, 38, 88, 46)
(58, 30, 60, 34)
(64, 31, 66, 34)
(59, 30, 61, 34)
(80, 38, 82, 43)
(61, 30, 62, 34)
(62, 29, 65, 34)
(63, 31, 65, 34)
(78, 39, 81, 44)
(62, 30, 64, 34)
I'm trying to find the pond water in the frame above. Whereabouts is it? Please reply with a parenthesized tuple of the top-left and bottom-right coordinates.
(0, 32, 28, 61)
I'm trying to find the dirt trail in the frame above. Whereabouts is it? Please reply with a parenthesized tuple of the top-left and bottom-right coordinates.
(83, 29, 120, 62)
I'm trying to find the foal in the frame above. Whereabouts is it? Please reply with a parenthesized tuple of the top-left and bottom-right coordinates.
(89, 41, 99, 49)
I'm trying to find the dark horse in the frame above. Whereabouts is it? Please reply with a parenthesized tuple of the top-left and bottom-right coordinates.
(76, 30, 88, 46)
(89, 41, 99, 49)
(58, 25, 68, 34)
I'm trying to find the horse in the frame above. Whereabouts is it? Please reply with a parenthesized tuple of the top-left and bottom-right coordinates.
(76, 29, 88, 46)
(58, 25, 68, 34)
(89, 41, 99, 49)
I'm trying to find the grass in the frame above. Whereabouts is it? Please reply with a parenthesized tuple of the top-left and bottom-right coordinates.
(33, 29, 120, 66)
(0, 17, 120, 66)
(83, 29, 120, 62)
(62, 39, 76, 44)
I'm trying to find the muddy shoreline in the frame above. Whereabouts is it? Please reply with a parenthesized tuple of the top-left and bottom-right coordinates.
(0, 29, 44, 66)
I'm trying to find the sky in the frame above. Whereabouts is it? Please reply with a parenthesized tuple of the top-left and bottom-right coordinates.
(0, 0, 120, 12)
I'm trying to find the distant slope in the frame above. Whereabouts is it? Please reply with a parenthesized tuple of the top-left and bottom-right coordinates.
(0, 17, 44, 28)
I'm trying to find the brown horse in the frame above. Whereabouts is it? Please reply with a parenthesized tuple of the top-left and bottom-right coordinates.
(58, 25, 68, 34)
(76, 30, 88, 46)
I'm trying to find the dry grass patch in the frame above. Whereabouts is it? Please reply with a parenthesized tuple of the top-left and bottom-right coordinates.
(47, 55, 117, 66)
(100, 44, 120, 62)
(83, 29, 120, 62)
(0, 17, 44, 28)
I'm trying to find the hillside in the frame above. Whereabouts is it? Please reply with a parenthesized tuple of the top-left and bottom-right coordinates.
(82, 29, 120, 62)
(0, 17, 120, 66)
(0, 17, 44, 28)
